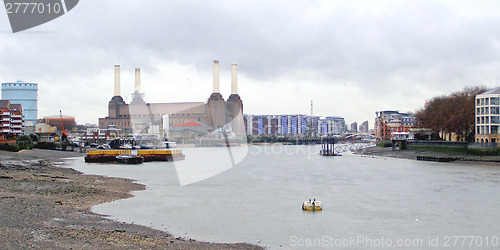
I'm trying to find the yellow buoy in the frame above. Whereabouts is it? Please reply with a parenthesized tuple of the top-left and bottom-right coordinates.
(302, 200, 322, 211)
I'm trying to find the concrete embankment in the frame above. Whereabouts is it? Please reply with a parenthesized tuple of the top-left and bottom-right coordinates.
(356, 146, 500, 164)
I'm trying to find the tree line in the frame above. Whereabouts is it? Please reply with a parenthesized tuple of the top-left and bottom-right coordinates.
(415, 86, 488, 142)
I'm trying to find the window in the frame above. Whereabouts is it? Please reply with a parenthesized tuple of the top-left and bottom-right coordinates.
(492, 126, 499, 134)
(477, 117, 481, 124)
(481, 117, 485, 124)
(492, 97, 500, 105)
(492, 107, 500, 114)
(492, 116, 500, 124)
(486, 116, 490, 123)
(481, 107, 485, 115)
(477, 99, 481, 105)
(486, 107, 490, 114)
(477, 108, 481, 114)
(486, 98, 490, 105)
(481, 98, 485, 105)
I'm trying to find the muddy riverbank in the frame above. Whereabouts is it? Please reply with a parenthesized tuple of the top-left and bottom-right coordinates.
(0, 149, 261, 249)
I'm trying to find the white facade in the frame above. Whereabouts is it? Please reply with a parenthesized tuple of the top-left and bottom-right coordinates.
(475, 87, 500, 143)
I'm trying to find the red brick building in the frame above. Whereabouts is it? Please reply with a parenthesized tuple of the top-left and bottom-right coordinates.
(375, 111, 416, 140)
(0, 100, 24, 140)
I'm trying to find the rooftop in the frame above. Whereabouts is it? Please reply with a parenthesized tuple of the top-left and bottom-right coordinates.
(479, 87, 500, 95)
(171, 121, 206, 127)
(0, 100, 10, 109)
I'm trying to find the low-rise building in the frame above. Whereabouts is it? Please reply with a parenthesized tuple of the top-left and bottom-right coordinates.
(375, 111, 416, 140)
(41, 115, 76, 132)
(0, 100, 24, 140)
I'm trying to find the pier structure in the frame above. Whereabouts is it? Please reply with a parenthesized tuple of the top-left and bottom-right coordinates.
(320, 136, 338, 156)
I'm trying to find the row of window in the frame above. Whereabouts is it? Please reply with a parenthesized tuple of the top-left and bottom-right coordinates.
(171, 113, 192, 117)
(477, 97, 500, 106)
(477, 116, 500, 124)
(130, 114, 161, 117)
(171, 120, 186, 125)
(108, 121, 130, 127)
(477, 107, 500, 115)
(477, 125, 500, 134)
(2, 83, 37, 87)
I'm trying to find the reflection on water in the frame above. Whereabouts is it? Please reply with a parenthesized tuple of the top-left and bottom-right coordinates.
(67, 145, 500, 249)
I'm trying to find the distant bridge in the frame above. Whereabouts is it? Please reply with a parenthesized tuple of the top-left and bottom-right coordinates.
(344, 133, 377, 141)
(333, 142, 376, 154)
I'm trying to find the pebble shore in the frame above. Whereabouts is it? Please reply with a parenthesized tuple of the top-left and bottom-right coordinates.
(0, 149, 262, 249)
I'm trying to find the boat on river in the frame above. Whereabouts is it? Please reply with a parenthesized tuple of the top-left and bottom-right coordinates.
(302, 200, 322, 211)
(116, 155, 144, 164)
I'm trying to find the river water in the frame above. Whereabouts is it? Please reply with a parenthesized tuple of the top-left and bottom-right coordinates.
(67, 145, 500, 249)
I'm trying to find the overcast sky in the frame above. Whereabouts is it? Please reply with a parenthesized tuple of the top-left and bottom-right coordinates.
(1, 0, 500, 128)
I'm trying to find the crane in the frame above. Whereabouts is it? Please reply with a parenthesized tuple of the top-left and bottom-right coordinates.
(59, 110, 68, 141)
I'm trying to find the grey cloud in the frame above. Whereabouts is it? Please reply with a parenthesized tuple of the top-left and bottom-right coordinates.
(1, 0, 500, 123)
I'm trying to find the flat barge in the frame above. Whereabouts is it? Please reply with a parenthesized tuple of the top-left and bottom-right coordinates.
(416, 155, 458, 162)
(85, 149, 185, 163)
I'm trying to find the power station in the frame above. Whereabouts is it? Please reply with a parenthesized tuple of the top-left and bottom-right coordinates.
(98, 60, 244, 137)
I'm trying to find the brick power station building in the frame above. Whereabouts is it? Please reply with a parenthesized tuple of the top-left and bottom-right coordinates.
(98, 61, 244, 136)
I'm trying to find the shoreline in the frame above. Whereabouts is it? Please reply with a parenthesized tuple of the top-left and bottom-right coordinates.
(0, 149, 262, 249)
(355, 146, 500, 165)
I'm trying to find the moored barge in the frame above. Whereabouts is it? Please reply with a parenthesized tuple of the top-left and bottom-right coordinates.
(85, 149, 185, 163)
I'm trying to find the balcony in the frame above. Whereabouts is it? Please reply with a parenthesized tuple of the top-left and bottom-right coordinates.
(1, 112, 10, 116)
(10, 119, 22, 123)
(1, 129, 11, 133)
(10, 115, 22, 118)
(1, 123, 9, 127)
(11, 125, 23, 128)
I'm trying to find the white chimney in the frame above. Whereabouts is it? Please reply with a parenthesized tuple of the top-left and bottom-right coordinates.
(231, 63, 238, 94)
(135, 67, 141, 93)
(213, 60, 220, 93)
(114, 65, 120, 96)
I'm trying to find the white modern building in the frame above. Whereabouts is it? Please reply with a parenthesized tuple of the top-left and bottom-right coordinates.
(475, 87, 500, 143)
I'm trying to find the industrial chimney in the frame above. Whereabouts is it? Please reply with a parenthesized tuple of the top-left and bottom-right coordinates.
(131, 67, 145, 104)
(207, 59, 225, 128)
(227, 62, 244, 135)
(135, 67, 141, 93)
(213, 60, 220, 93)
(114, 65, 120, 96)
(231, 63, 238, 95)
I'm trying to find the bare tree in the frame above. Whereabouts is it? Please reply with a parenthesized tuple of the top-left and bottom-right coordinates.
(415, 86, 488, 142)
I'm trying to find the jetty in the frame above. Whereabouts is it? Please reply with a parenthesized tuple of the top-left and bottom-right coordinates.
(85, 149, 185, 163)
(320, 137, 341, 156)
(416, 155, 458, 162)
